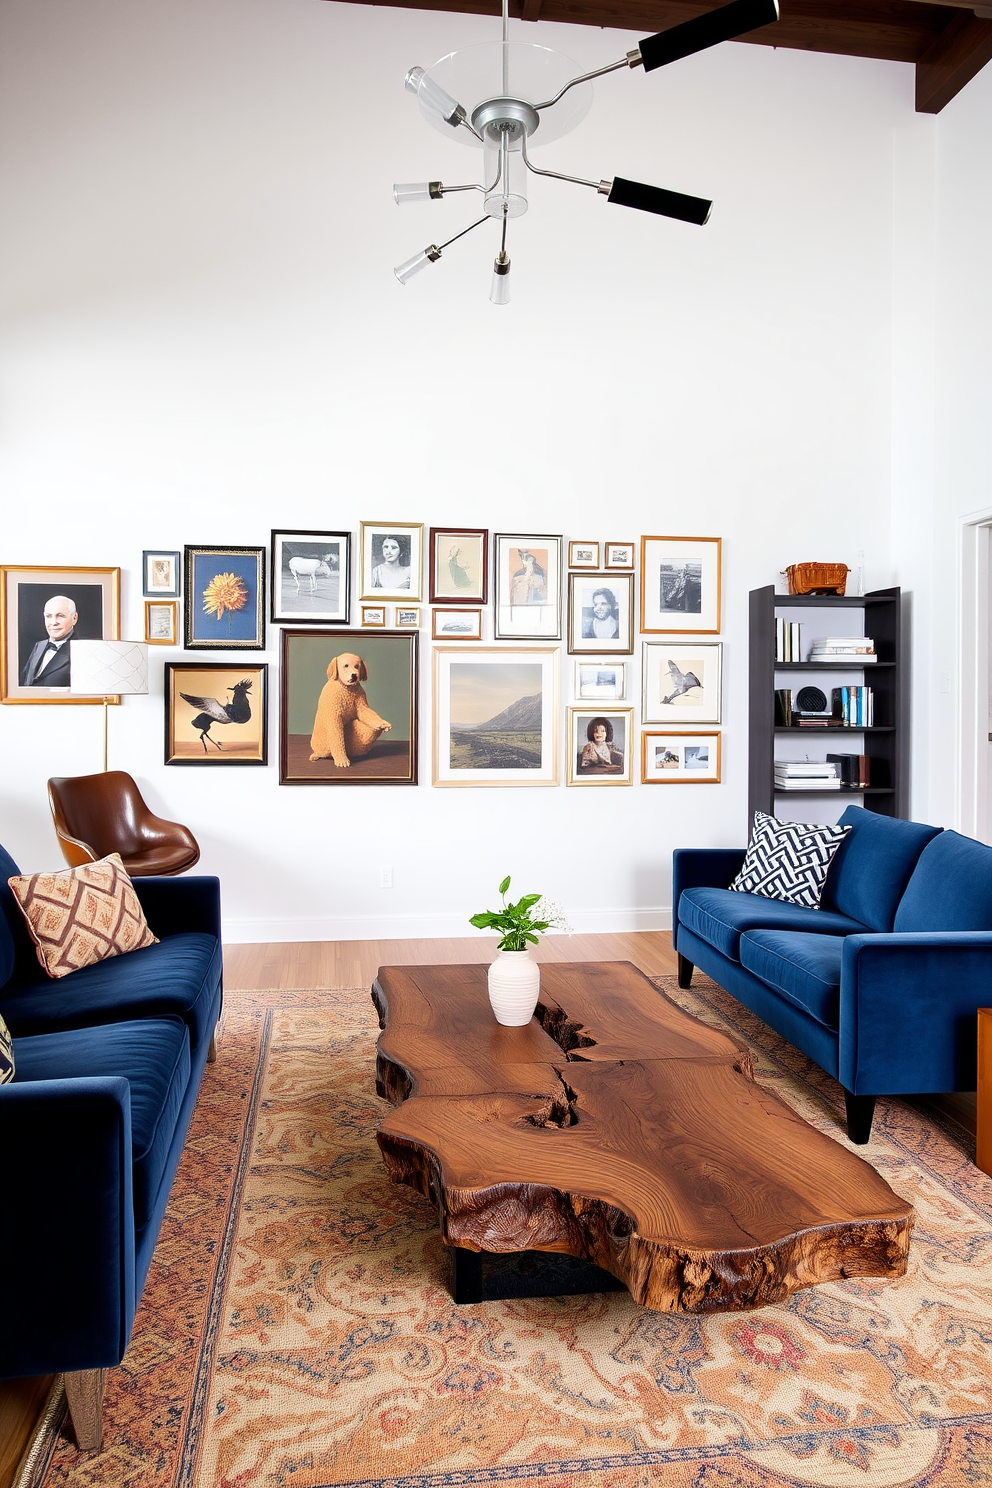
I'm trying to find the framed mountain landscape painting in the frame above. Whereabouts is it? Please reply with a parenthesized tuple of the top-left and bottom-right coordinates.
(433, 647, 559, 786)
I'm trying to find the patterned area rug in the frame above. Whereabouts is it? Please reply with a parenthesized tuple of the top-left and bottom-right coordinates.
(32, 976, 992, 1488)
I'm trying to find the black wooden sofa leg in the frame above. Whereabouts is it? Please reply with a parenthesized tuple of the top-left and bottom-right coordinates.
(677, 953, 694, 989)
(844, 1092, 876, 1144)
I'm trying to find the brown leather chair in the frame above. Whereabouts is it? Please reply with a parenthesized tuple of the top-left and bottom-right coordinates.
(48, 771, 201, 876)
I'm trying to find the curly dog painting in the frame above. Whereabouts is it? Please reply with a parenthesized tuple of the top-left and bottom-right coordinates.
(310, 653, 392, 767)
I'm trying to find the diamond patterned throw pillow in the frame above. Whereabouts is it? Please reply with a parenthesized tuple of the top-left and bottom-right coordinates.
(7, 853, 159, 980)
(730, 810, 850, 909)
(0, 1013, 13, 1083)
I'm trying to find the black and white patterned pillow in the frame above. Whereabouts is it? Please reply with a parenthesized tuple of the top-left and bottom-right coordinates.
(730, 810, 850, 909)
(0, 1012, 13, 1084)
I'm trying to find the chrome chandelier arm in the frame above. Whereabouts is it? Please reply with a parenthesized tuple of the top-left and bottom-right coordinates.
(519, 133, 600, 191)
(437, 215, 493, 253)
(532, 53, 640, 113)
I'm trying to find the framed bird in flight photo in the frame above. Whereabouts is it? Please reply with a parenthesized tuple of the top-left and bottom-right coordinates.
(164, 662, 268, 765)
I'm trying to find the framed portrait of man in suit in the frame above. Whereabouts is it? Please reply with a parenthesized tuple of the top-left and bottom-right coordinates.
(1, 566, 120, 704)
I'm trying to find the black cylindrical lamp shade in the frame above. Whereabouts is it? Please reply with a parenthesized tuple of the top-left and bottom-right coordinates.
(638, 0, 780, 72)
(607, 177, 712, 226)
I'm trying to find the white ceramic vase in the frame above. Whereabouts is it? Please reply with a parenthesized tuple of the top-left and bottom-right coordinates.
(488, 948, 541, 1026)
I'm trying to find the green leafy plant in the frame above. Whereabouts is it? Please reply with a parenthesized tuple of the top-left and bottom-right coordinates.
(469, 875, 570, 952)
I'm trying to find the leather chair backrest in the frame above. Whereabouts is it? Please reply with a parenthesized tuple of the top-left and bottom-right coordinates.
(49, 772, 151, 862)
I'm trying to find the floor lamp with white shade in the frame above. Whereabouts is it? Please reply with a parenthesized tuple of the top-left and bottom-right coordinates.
(69, 640, 149, 771)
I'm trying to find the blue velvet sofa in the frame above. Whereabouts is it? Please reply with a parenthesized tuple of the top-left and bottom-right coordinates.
(673, 806, 992, 1144)
(0, 842, 223, 1450)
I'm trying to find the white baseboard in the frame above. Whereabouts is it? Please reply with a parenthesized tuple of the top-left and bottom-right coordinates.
(222, 905, 672, 945)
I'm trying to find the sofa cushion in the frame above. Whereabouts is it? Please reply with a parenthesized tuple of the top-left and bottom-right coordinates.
(730, 811, 850, 908)
(0, 932, 221, 1058)
(678, 887, 868, 963)
(11, 1016, 191, 1229)
(0, 1012, 12, 1083)
(822, 806, 942, 931)
(739, 931, 845, 1029)
(8, 855, 158, 979)
(894, 830, 992, 931)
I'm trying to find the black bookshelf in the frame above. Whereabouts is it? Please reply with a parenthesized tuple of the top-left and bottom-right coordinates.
(748, 586, 908, 823)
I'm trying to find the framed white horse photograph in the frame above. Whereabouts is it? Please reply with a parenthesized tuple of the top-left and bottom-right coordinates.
(271, 530, 351, 624)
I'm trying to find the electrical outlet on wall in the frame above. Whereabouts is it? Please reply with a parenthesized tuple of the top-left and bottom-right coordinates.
(380, 867, 393, 889)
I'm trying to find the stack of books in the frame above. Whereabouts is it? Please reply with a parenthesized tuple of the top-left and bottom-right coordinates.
(775, 761, 841, 790)
(809, 636, 877, 662)
(827, 752, 871, 788)
(832, 686, 874, 726)
(775, 619, 802, 663)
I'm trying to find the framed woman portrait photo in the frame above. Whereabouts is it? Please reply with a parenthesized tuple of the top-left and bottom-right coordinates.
(567, 573, 634, 655)
(360, 522, 423, 602)
(642, 641, 722, 724)
(429, 528, 488, 605)
(640, 535, 721, 634)
(493, 534, 562, 640)
(567, 708, 634, 786)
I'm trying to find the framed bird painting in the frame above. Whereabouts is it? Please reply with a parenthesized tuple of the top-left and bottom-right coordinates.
(641, 642, 722, 725)
(164, 662, 268, 765)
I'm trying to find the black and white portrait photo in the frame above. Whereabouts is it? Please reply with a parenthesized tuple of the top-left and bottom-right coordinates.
(568, 573, 633, 654)
(1, 566, 120, 702)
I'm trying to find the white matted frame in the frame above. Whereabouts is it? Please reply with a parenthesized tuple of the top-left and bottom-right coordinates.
(429, 528, 488, 604)
(642, 641, 722, 724)
(574, 661, 626, 700)
(271, 529, 350, 624)
(1, 566, 121, 704)
(433, 646, 559, 786)
(360, 605, 387, 628)
(143, 551, 181, 597)
(568, 573, 634, 655)
(567, 708, 634, 786)
(640, 535, 721, 634)
(394, 606, 421, 629)
(360, 521, 424, 601)
(493, 534, 562, 640)
(568, 540, 600, 569)
(432, 608, 483, 641)
(642, 730, 721, 783)
(604, 542, 635, 571)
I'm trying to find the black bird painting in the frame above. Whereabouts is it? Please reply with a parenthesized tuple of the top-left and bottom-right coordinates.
(661, 659, 702, 705)
(180, 678, 253, 752)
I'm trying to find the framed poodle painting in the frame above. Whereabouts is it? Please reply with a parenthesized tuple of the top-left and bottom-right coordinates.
(280, 629, 418, 785)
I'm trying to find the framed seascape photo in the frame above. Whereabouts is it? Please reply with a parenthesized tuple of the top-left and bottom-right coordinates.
(493, 534, 562, 640)
(1, 566, 120, 704)
(394, 607, 421, 629)
(143, 551, 181, 597)
(184, 546, 265, 650)
(642, 731, 721, 784)
(360, 522, 424, 602)
(429, 528, 488, 605)
(145, 600, 178, 646)
(432, 608, 482, 641)
(270, 530, 350, 624)
(641, 535, 721, 634)
(604, 542, 635, 571)
(575, 661, 626, 700)
(568, 540, 600, 570)
(567, 708, 634, 786)
(361, 605, 387, 628)
(642, 641, 723, 724)
(433, 647, 559, 787)
(280, 629, 418, 785)
(567, 573, 634, 655)
(165, 663, 268, 765)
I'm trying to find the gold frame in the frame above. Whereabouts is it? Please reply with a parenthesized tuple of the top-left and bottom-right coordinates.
(359, 521, 424, 602)
(566, 707, 634, 786)
(360, 604, 387, 628)
(641, 730, 722, 783)
(604, 541, 635, 571)
(433, 646, 559, 787)
(393, 606, 422, 629)
(639, 535, 722, 634)
(1, 565, 120, 704)
(432, 608, 483, 641)
(568, 540, 600, 569)
(144, 599, 178, 645)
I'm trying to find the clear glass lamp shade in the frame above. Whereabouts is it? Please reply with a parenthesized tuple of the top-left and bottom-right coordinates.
(490, 258, 511, 305)
(413, 43, 594, 148)
(394, 249, 437, 284)
(483, 132, 528, 219)
(404, 65, 465, 126)
(393, 182, 435, 205)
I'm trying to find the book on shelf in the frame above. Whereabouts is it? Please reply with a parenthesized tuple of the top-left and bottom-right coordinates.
(775, 620, 803, 663)
(775, 779, 842, 789)
(826, 752, 871, 787)
(831, 685, 873, 726)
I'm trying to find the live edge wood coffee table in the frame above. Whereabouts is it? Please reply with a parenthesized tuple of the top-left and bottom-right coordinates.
(372, 961, 913, 1313)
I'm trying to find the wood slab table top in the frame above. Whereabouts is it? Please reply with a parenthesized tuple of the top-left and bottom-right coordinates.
(372, 961, 913, 1313)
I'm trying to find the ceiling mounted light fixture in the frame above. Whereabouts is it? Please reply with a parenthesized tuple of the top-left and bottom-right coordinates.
(393, 0, 780, 304)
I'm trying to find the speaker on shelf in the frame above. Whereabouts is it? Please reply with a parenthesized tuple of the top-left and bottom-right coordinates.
(793, 685, 830, 718)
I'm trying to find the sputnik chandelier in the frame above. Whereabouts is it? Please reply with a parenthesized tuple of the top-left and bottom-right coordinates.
(393, 0, 780, 303)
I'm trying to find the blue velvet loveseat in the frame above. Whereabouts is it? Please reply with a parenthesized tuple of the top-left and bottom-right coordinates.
(0, 842, 223, 1451)
(673, 805, 992, 1144)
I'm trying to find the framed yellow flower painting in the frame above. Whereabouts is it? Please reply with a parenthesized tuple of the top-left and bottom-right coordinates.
(184, 546, 265, 650)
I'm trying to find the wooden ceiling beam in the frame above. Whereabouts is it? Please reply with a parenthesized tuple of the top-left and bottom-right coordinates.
(916, 10, 992, 108)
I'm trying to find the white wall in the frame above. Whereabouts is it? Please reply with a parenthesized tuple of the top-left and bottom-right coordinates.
(0, 0, 911, 940)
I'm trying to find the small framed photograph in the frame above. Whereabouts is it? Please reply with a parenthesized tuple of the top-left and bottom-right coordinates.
(361, 605, 387, 628)
(567, 574, 634, 655)
(1, 566, 120, 704)
(143, 551, 181, 597)
(604, 542, 635, 571)
(567, 708, 634, 786)
(184, 546, 265, 650)
(493, 535, 562, 640)
(360, 522, 424, 601)
(165, 663, 268, 765)
(270, 530, 350, 624)
(429, 528, 488, 604)
(433, 646, 559, 786)
(642, 731, 722, 784)
(432, 608, 483, 641)
(568, 541, 600, 569)
(144, 600, 178, 646)
(642, 642, 722, 724)
(394, 607, 421, 629)
(575, 661, 626, 700)
(640, 535, 721, 634)
(280, 629, 418, 785)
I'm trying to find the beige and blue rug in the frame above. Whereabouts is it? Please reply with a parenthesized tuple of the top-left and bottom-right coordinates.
(35, 977, 992, 1488)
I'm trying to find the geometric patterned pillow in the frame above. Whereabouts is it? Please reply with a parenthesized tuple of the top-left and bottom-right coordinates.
(0, 1012, 13, 1083)
(729, 810, 851, 909)
(6, 853, 158, 980)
